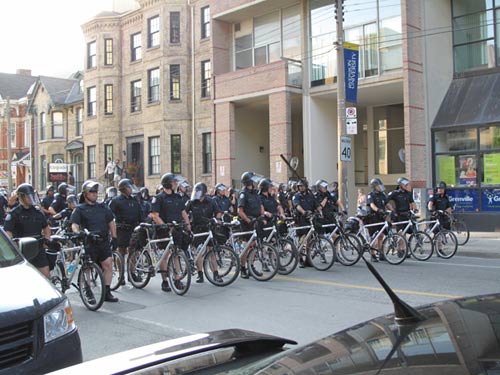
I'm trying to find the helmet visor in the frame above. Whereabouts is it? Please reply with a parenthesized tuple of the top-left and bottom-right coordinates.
(66, 185, 76, 194)
(378, 183, 385, 192)
(319, 181, 329, 189)
(20, 192, 40, 206)
(174, 175, 186, 184)
(130, 184, 139, 194)
(191, 189, 205, 201)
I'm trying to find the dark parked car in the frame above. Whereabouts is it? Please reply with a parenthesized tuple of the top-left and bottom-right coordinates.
(0, 230, 82, 374)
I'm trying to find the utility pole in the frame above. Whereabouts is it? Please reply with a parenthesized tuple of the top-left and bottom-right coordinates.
(6, 97, 13, 192)
(335, 0, 355, 212)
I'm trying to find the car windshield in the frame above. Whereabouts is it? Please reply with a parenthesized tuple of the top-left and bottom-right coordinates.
(0, 229, 23, 267)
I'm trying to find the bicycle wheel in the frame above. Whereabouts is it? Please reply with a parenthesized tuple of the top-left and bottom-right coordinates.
(78, 262, 105, 311)
(167, 249, 191, 295)
(50, 261, 66, 293)
(127, 250, 152, 289)
(334, 234, 362, 266)
(382, 234, 408, 265)
(276, 238, 299, 275)
(434, 230, 458, 259)
(203, 245, 240, 287)
(110, 251, 125, 291)
(247, 242, 279, 281)
(307, 237, 335, 271)
(451, 219, 470, 246)
(408, 231, 433, 261)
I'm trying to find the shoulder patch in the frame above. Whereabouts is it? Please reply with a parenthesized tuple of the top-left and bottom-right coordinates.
(239, 193, 245, 200)
(4, 214, 11, 222)
(151, 197, 156, 204)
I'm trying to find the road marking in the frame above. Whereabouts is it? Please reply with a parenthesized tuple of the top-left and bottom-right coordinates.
(424, 260, 500, 269)
(275, 275, 462, 299)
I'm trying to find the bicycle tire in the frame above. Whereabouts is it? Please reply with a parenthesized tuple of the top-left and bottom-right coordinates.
(167, 249, 191, 295)
(127, 250, 152, 289)
(307, 237, 335, 271)
(247, 242, 279, 281)
(382, 233, 408, 265)
(110, 251, 125, 291)
(203, 245, 240, 287)
(434, 230, 458, 259)
(334, 233, 362, 266)
(451, 219, 470, 246)
(276, 238, 299, 275)
(78, 262, 105, 311)
(408, 231, 434, 261)
(50, 261, 66, 293)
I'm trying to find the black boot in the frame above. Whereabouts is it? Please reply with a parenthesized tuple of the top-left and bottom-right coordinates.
(104, 285, 119, 302)
(240, 267, 249, 279)
(196, 271, 204, 283)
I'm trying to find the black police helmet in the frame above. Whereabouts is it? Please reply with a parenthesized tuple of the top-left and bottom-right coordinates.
(215, 183, 227, 192)
(66, 194, 78, 206)
(46, 185, 56, 193)
(191, 182, 208, 201)
(241, 171, 256, 186)
(58, 183, 69, 195)
(118, 178, 134, 193)
(370, 178, 385, 192)
(258, 178, 272, 192)
(140, 187, 150, 200)
(17, 183, 39, 205)
(297, 179, 308, 188)
(161, 173, 185, 189)
(437, 181, 447, 189)
(106, 186, 117, 198)
(397, 177, 410, 187)
(315, 179, 329, 190)
(80, 180, 100, 203)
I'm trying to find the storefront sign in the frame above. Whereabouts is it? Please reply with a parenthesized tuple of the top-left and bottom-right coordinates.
(484, 153, 500, 185)
(481, 189, 500, 212)
(344, 42, 359, 103)
(447, 189, 478, 212)
(438, 156, 456, 186)
(49, 163, 69, 182)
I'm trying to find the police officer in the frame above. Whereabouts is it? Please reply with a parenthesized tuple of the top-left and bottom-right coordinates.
(52, 194, 78, 233)
(4, 184, 51, 278)
(237, 171, 265, 279)
(138, 187, 152, 221)
(41, 185, 55, 217)
(259, 179, 284, 220)
(48, 183, 72, 216)
(286, 180, 298, 216)
(329, 181, 346, 212)
(151, 173, 191, 292)
(0, 189, 8, 225)
(388, 177, 416, 230)
(213, 183, 233, 217)
(104, 186, 117, 206)
(293, 179, 318, 266)
(277, 183, 288, 216)
(177, 181, 191, 206)
(185, 182, 222, 283)
(315, 179, 344, 223)
(428, 181, 452, 229)
(367, 178, 390, 261)
(109, 179, 142, 285)
(70, 180, 118, 302)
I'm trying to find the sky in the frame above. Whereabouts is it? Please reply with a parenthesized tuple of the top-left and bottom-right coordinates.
(0, 0, 116, 78)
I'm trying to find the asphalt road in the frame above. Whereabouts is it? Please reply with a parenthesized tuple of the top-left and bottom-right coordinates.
(69, 253, 500, 362)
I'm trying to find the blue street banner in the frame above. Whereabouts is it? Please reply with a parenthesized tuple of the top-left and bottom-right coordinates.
(446, 188, 478, 212)
(481, 189, 500, 212)
(344, 42, 359, 103)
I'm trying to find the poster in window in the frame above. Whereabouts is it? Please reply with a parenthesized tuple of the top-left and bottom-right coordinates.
(447, 188, 478, 212)
(437, 156, 456, 186)
(481, 189, 500, 211)
(484, 153, 500, 185)
(458, 155, 476, 186)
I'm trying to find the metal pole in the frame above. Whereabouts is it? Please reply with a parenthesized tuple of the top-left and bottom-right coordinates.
(6, 97, 13, 192)
(336, 0, 348, 209)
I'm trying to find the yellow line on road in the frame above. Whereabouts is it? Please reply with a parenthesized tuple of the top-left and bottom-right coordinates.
(275, 275, 462, 299)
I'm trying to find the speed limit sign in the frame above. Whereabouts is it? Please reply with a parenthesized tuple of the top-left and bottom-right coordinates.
(340, 136, 352, 162)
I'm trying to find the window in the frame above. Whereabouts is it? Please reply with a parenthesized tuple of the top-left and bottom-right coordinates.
(170, 64, 180, 100)
(52, 154, 64, 163)
(76, 107, 82, 136)
(52, 111, 64, 138)
(87, 87, 96, 116)
(40, 155, 46, 189)
(40, 112, 46, 140)
(87, 41, 96, 69)
(235, 34, 253, 70)
(282, 5, 301, 60)
(170, 12, 180, 43)
(201, 60, 211, 98)
(201, 6, 210, 39)
(104, 144, 113, 167)
(254, 12, 281, 65)
(88, 146, 96, 179)
(149, 136, 160, 175)
(148, 68, 160, 103)
(24, 119, 30, 147)
(148, 16, 160, 48)
(131, 32, 142, 61)
(10, 121, 16, 148)
(104, 84, 113, 115)
(104, 38, 113, 65)
(171, 134, 181, 173)
(131, 80, 142, 112)
(202, 133, 212, 174)
(373, 104, 405, 175)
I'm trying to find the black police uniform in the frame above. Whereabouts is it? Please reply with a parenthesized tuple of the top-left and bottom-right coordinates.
(315, 191, 339, 220)
(277, 191, 287, 214)
(0, 195, 8, 225)
(70, 202, 114, 263)
(50, 193, 67, 214)
(41, 195, 54, 216)
(366, 190, 389, 236)
(429, 193, 452, 229)
(152, 191, 189, 249)
(4, 205, 49, 268)
(213, 194, 232, 215)
(186, 197, 220, 245)
(259, 193, 279, 216)
(388, 188, 414, 230)
(293, 190, 317, 235)
(109, 194, 142, 248)
(238, 187, 262, 235)
(139, 199, 152, 222)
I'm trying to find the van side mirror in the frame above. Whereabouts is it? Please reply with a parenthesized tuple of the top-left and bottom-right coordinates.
(18, 237, 39, 261)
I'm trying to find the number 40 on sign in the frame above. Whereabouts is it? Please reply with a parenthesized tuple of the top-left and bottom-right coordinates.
(340, 136, 352, 162)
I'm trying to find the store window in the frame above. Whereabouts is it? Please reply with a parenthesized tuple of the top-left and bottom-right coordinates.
(373, 104, 405, 175)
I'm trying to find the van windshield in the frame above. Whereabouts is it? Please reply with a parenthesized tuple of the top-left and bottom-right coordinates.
(0, 230, 23, 267)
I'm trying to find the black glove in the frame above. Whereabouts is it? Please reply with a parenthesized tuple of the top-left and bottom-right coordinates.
(111, 237, 118, 251)
(342, 210, 348, 215)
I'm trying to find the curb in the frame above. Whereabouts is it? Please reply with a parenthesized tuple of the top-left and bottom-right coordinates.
(457, 250, 500, 259)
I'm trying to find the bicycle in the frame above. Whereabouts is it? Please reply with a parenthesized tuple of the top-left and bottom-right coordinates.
(127, 222, 191, 295)
(446, 208, 470, 246)
(322, 212, 363, 266)
(262, 216, 299, 275)
(417, 211, 458, 259)
(390, 211, 434, 261)
(46, 230, 106, 311)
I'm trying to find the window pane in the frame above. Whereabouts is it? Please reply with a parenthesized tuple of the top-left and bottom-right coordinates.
(171, 135, 181, 173)
(374, 104, 405, 174)
(480, 126, 500, 150)
(344, 0, 377, 28)
(268, 42, 281, 62)
(170, 12, 180, 43)
(282, 5, 301, 60)
(454, 39, 495, 72)
(453, 11, 493, 44)
(364, 23, 379, 76)
(380, 16, 402, 72)
(435, 128, 477, 152)
(254, 11, 280, 47)
(235, 35, 252, 52)
(482, 152, 500, 185)
(235, 49, 252, 70)
(52, 112, 63, 138)
(254, 46, 267, 65)
(378, 0, 401, 20)
(452, 0, 492, 18)
(310, 0, 335, 37)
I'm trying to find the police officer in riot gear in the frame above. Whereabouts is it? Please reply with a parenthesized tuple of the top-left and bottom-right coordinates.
(388, 177, 416, 229)
(237, 171, 265, 279)
(177, 180, 191, 206)
(52, 194, 78, 233)
(48, 183, 73, 216)
(366, 178, 390, 261)
(71, 180, 119, 302)
(138, 187, 152, 221)
(315, 179, 345, 222)
(293, 179, 318, 266)
(258, 178, 284, 220)
(213, 183, 233, 216)
(150, 173, 192, 292)
(41, 185, 55, 217)
(104, 186, 117, 206)
(185, 182, 222, 283)
(428, 181, 452, 229)
(109, 179, 142, 285)
(5, 183, 51, 278)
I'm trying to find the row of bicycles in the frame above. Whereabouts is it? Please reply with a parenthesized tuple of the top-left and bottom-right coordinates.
(42, 209, 469, 311)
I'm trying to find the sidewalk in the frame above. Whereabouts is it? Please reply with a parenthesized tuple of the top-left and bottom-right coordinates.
(458, 232, 500, 259)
